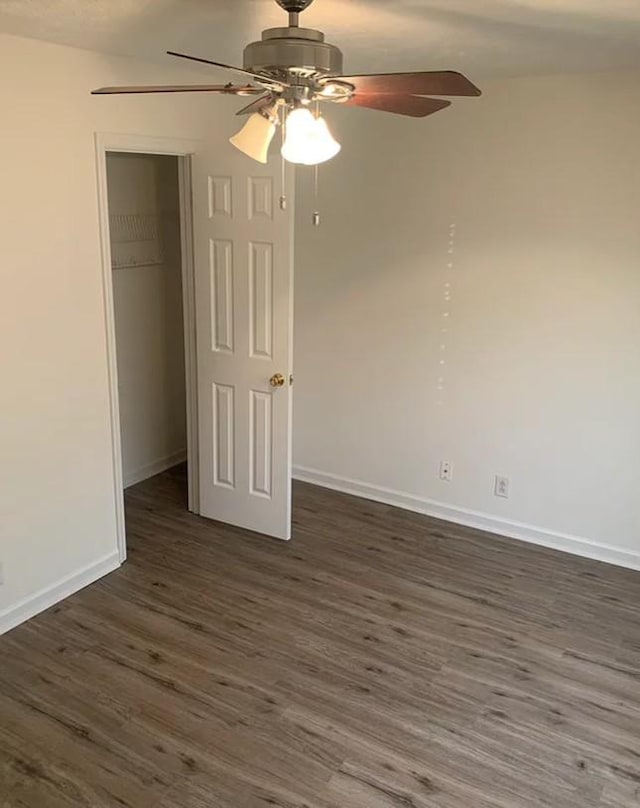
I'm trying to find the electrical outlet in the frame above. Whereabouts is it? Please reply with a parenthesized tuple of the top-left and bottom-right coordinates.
(494, 475, 510, 498)
(439, 460, 453, 482)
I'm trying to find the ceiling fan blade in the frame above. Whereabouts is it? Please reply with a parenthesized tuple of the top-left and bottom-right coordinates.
(236, 95, 275, 116)
(343, 94, 451, 118)
(327, 71, 481, 97)
(167, 51, 287, 89)
(92, 84, 261, 95)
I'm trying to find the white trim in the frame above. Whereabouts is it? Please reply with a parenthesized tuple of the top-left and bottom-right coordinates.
(96, 132, 200, 158)
(95, 134, 126, 562)
(95, 132, 202, 563)
(178, 156, 200, 514)
(293, 466, 640, 572)
(123, 450, 187, 489)
(0, 552, 121, 636)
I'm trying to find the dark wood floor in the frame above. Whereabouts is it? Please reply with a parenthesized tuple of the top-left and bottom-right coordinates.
(1, 467, 640, 807)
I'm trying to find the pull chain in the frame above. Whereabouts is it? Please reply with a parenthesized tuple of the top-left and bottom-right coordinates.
(312, 164, 320, 226)
(312, 101, 321, 227)
(279, 103, 287, 211)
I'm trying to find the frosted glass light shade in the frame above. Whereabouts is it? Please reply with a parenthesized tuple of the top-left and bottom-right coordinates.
(281, 107, 341, 166)
(229, 113, 276, 164)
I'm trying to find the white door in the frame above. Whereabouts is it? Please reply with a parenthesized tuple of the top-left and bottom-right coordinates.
(192, 148, 294, 540)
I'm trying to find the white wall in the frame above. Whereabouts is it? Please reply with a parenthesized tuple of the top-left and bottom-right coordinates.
(107, 153, 187, 486)
(0, 32, 237, 632)
(294, 71, 640, 569)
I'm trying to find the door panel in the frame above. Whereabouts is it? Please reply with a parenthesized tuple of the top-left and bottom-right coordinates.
(193, 149, 293, 540)
(249, 241, 274, 359)
(213, 383, 235, 489)
(210, 239, 234, 353)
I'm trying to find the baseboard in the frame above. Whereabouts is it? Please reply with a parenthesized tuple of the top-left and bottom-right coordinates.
(293, 466, 640, 573)
(0, 551, 121, 636)
(124, 449, 187, 488)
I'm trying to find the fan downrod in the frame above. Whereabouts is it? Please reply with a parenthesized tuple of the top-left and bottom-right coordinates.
(275, 0, 315, 26)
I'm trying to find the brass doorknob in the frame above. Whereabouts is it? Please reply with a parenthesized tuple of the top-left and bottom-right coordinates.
(269, 373, 286, 388)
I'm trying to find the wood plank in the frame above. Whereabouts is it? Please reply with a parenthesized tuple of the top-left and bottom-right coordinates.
(1, 465, 639, 807)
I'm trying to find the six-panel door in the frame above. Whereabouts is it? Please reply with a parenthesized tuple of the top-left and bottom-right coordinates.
(193, 151, 294, 540)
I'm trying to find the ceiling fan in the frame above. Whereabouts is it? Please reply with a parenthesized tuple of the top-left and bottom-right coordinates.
(93, 0, 481, 166)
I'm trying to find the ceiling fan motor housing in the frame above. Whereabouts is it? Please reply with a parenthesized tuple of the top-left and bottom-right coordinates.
(244, 26, 343, 78)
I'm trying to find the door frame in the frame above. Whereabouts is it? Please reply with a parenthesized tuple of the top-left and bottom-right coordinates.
(95, 132, 201, 563)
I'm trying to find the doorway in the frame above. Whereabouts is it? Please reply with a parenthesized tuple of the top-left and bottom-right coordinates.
(97, 132, 295, 557)
(96, 135, 200, 562)
(107, 151, 187, 489)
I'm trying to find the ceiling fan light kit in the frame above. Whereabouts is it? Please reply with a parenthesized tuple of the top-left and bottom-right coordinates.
(281, 107, 341, 165)
(229, 106, 279, 164)
(92, 0, 481, 168)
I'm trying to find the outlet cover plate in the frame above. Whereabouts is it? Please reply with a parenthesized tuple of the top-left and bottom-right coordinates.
(494, 475, 510, 498)
(439, 460, 453, 482)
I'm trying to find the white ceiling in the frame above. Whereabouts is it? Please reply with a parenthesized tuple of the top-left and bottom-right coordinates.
(1, 0, 640, 79)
